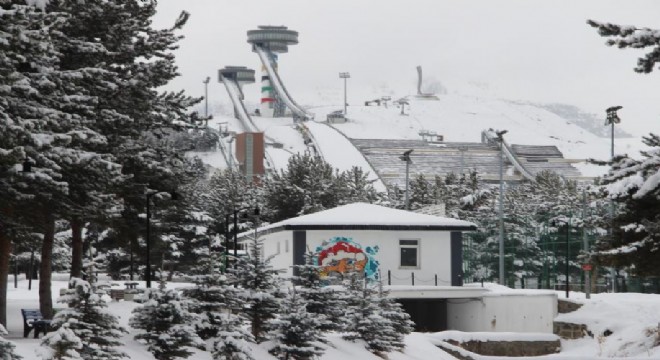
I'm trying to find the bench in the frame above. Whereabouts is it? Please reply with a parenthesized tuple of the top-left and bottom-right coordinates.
(21, 309, 52, 338)
(110, 289, 125, 301)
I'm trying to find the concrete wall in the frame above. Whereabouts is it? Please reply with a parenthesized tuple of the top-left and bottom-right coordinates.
(259, 229, 453, 285)
(447, 293, 557, 333)
(260, 230, 293, 272)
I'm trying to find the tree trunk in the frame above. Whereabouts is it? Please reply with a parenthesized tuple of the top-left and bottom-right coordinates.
(0, 231, 11, 327)
(70, 217, 84, 279)
(39, 214, 55, 319)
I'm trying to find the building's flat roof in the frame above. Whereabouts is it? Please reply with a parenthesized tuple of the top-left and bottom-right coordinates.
(242, 203, 477, 238)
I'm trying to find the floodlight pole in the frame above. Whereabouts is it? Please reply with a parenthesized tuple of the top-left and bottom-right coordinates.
(565, 218, 570, 299)
(582, 189, 591, 299)
(405, 160, 410, 210)
(400, 150, 413, 210)
(496, 130, 508, 286)
(203, 76, 210, 127)
(605, 106, 621, 293)
(339, 72, 350, 115)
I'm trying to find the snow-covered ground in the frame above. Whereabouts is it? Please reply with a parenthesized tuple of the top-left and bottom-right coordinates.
(5, 278, 660, 359)
(5, 278, 456, 360)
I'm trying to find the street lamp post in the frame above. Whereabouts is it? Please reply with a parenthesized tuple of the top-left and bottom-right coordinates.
(496, 130, 508, 286)
(339, 72, 350, 115)
(203, 76, 211, 127)
(145, 190, 177, 288)
(605, 106, 622, 293)
(399, 150, 413, 210)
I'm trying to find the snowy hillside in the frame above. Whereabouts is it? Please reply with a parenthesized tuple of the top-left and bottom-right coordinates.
(200, 89, 649, 181)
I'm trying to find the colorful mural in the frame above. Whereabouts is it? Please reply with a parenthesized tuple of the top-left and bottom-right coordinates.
(314, 237, 380, 280)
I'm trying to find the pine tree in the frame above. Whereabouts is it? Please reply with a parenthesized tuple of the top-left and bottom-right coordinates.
(0, 323, 21, 360)
(343, 276, 399, 356)
(212, 312, 255, 360)
(340, 166, 380, 204)
(183, 264, 244, 340)
(232, 234, 282, 342)
(268, 289, 324, 360)
(0, 0, 81, 322)
(587, 20, 660, 73)
(130, 281, 204, 360)
(594, 134, 660, 276)
(264, 153, 342, 222)
(376, 282, 413, 352)
(409, 174, 434, 210)
(51, 278, 127, 359)
(40, 323, 83, 360)
(294, 252, 347, 332)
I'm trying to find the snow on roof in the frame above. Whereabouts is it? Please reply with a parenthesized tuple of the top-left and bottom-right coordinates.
(250, 203, 476, 236)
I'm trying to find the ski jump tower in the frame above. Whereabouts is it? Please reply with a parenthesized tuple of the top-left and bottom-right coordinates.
(247, 26, 299, 118)
(218, 66, 265, 183)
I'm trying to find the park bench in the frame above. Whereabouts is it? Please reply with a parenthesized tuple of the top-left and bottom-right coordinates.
(21, 309, 52, 338)
(110, 288, 125, 301)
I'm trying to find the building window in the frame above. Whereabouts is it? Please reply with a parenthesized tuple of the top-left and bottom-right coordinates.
(276, 242, 281, 254)
(400, 239, 419, 268)
(285, 239, 289, 253)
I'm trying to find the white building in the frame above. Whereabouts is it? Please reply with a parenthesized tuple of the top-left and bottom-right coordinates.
(240, 203, 557, 333)
(247, 203, 475, 286)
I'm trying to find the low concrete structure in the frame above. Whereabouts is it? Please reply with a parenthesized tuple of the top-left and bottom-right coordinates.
(447, 289, 558, 333)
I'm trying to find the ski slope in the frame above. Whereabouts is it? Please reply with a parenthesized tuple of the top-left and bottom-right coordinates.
(307, 95, 648, 178)
(219, 75, 259, 133)
(304, 121, 386, 192)
(254, 45, 313, 120)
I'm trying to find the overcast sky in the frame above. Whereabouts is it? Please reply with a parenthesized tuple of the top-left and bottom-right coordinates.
(153, 0, 660, 137)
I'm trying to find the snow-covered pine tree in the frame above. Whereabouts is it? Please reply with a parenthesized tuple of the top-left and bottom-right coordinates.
(340, 166, 381, 205)
(409, 173, 434, 210)
(376, 281, 413, 351)
(294, 252, 347, 332)
(587, 20, 660, 73)
(0, 0, 80, 322)
(268, 288, 324, 360)
(594, 134, 660, 276)
(130, 280, 204, 360)
(212, 312, 255, 360)
(40, 323, 83, 360)
(50, 278, 127, 359)
(183, 264, 244, 340)
(343, 275, 398, 356)
(263, 153, 342, 222)
(42, 0, 200, 283)
(501, 182, 543, 287)
(0, 323, 21, 360)
(232, 233, 282, 342)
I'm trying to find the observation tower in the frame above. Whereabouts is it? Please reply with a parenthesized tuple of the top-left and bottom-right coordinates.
(247, 26, 299, 118)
